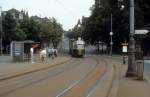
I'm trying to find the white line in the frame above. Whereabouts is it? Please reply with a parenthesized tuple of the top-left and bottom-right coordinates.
(56, 80, 80, 97)
(86, 72, 107, 97)
(55, 58, 98, 97)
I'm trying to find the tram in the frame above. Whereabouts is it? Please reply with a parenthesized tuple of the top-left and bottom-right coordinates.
(69, 37, 85, 57)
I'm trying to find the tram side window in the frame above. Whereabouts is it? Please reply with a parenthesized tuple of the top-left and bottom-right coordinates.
(73, 43, 77, 49)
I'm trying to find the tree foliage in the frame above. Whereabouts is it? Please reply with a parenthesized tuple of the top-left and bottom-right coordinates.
(82, 0, 150, 52)
(2, 9, 63, 50)
(3, 12, 26, 42)
(40, 18, 63, 48)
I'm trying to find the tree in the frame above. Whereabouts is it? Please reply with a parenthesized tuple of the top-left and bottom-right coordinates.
(40, 18, 53, 46)
(83, 0, 150, 53)
(83, 0, 112, 44)
(3, 12, 26, 42)
(2, 8, 64, 54)
(25, 17, 41, 41)
(51, 18, 63, 48)
(39, 17, 63, 48)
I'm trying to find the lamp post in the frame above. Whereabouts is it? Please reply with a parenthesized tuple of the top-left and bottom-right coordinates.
(110, 31, 113, 56)
(0, 7, 3, 55)
(126, 0, 137, 77)
(117, 0, 136, 77)
(109, 13, 113, 56)
(109, 1, 125, 56)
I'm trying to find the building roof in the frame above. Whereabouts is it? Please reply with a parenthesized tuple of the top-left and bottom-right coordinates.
(11, 40, 35, 44)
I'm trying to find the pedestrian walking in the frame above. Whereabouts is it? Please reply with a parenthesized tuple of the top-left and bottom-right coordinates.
(51, 47, 55, 59)
(48, 48, 52, 58)
(54, 48, 58, 57)
(30, 47, 34, 63)
(40, 48, 47, 62)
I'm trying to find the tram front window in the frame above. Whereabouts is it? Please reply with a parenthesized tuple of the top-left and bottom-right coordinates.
(77, 44, 84, 49)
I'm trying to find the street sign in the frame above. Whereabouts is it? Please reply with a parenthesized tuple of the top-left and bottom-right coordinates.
(121, 42, 128, 53)
(135, 30, 149, 35)
(122, 45, 127, 53)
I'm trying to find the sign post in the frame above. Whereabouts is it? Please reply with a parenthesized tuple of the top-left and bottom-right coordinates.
(135, 29, 149, 80)
(122, 42, 128, 64)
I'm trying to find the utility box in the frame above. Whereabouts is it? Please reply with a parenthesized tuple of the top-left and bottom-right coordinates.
(135, 51, 144, 80)
(11, 42, 24, 62)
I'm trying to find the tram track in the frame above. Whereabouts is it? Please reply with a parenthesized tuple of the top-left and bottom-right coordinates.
(85, 57, 114, 97)
(56, 57, 107, 97)
(0, 58, 84, 97)
(56, 57, 100, 97)
(85, 59, 108, 97)
(0, 56, 107, 97)
(0, 58, 72, 81)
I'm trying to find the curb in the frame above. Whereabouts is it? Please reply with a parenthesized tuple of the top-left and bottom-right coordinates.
(0, 58, 72, 81)
(144, 73, 150, 85)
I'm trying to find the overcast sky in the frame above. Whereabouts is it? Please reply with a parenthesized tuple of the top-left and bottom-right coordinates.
(0, 0, 94, 30)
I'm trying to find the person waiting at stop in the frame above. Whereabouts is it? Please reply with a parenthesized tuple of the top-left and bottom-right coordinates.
(54, 48, 58, 57)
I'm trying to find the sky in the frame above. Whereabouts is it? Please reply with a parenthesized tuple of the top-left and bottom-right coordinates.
(0, 0, 94, 30)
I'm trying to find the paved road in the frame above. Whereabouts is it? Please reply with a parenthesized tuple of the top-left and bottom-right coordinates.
(0, 56, 109, 97)
(0, 55, 11, 63)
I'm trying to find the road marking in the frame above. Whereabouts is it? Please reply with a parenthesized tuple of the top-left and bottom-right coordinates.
(55, 65, 94, 97)
(86, 66, 108, 97)
(86, 73, 107, 97)
(56, 58, 99, 97)
(85, 60, 114, 97)
(56, 80, 80, 97)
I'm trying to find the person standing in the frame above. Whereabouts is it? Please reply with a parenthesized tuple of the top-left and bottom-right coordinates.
(30, 47, 34, 63)
(48, 48, 52, 57)
(54, 48, 58, 57)
(51, 47, 54, 59)
(40, 48, 47, 62)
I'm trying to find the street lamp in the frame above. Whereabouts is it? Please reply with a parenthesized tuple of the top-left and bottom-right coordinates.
(109, 13, 113, 56)
(117, 0, 136, 76)
(126, 0, 137, 77)
(118, 0, 125, 10)
(0, 7, 3, 55)
(109, 1, 125, 56)
(110, 31, 113, 56)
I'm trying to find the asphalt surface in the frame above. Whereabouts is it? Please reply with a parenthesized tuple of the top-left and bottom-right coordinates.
(0, 56, 108, 97)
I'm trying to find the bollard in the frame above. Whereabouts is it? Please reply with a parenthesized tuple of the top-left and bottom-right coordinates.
(136, 60, 144, 80)
(123, 55, 128, 65)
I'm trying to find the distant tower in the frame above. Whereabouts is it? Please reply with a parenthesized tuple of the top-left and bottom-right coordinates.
(77, 19, 82, 28)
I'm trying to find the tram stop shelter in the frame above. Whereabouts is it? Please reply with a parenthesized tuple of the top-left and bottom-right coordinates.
(11, 40, 40, 62)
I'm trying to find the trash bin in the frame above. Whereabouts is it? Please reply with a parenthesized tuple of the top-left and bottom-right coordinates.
(135, 51, 144, 80)
(136, 60, 144, 80)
